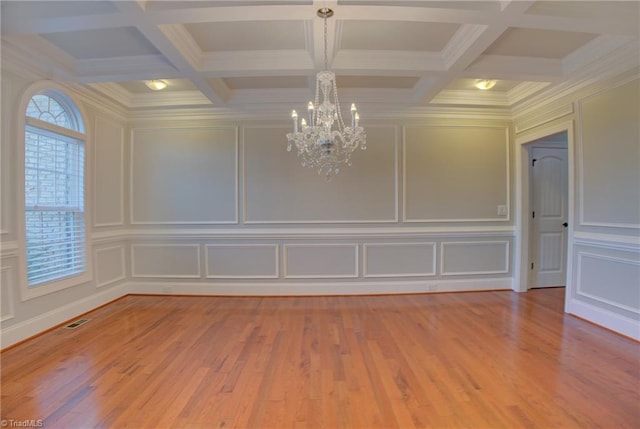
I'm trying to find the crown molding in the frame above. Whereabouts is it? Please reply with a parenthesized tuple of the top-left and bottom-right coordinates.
(507, 81, 551, 106)
(431, 89, 509, 107)
(513, 42, 640, 119)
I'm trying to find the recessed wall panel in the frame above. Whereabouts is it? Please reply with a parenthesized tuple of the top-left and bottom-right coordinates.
(132, 244, 200, 278)
(94, 116, 124, 226)
(244, 126, 397, 223)
(577, 251, 640, 315)
(441, 241, 509, 275)
(206, 244, 278, 278)
(579, 78, 640, 228)
(95, 246, 126, 288)
(364, 242, 436, 277)
(285, 244, 358, 278)
(131, 127, 238, 224)
(404, 126, 509, 222)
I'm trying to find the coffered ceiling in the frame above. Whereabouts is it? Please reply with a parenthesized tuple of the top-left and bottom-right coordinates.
(1, 0, 638, 118)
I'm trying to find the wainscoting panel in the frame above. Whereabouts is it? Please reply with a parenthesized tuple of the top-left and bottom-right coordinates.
(244, 125, 397, 223)
(94, 116, 124, 227)
(568, 237, 640, 339)
(1, 266, 15, 321)
(404, 126, 509, 222)
(95, 245, 126, 288)
(441, 241, 510, 276)
(205, 244, 279, 279)
(284, 244, 359, 279)
(363, 242, 436, 278)
(131, 244, 201, 278)
(575, 250, 640, 316)
(130, 127, 238, 224)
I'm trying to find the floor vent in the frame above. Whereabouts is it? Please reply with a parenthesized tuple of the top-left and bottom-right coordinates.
(64, 319, 90, 329)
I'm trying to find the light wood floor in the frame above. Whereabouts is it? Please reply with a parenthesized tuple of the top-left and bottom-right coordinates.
(2, 288, 639, 428)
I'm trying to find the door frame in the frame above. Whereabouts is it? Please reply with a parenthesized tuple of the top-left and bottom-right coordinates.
(514, 120, 575, 310)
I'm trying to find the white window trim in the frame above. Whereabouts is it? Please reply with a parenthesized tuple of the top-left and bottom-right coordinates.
(17, 82, 93, 301)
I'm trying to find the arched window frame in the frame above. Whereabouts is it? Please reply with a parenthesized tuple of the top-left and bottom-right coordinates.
(18, 84, 91, 300)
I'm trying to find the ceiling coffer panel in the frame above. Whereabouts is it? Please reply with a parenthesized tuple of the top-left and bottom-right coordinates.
(41, 27, 161, 59)
(483, 28, 599, 59)
(184, 21, 307, 52)
(340, 20, 460, 51)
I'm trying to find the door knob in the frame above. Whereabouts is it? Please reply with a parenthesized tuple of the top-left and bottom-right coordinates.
(562, 222, 568, 227)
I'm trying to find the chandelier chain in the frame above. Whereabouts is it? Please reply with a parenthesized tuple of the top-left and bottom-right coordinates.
(323, 13, 328, 71)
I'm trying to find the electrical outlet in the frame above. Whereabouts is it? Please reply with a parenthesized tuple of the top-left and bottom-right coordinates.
(162, 286, 172, 294)
(427, 283, 438, 292)
(497, 205, 508, 216)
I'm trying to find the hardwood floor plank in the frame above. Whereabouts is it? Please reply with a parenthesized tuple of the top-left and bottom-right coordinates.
(2, 289, 639, 428)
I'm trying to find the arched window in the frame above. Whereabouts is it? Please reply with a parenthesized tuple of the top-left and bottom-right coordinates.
(24, 91, 86, 286)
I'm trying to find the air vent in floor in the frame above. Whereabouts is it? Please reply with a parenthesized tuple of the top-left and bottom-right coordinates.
(64, 319, 90, 329)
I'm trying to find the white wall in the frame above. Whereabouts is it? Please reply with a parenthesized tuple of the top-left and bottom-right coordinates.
(0, 70, 129, 348)
(3, 65, 636, 346)
(126, 117, 514, 296)
(514, 73, 640, 340)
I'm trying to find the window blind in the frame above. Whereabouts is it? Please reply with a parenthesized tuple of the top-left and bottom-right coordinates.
(25, 125, 85, 286)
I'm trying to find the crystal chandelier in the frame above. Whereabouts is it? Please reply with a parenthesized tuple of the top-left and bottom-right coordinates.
(286, 8, 366, 180)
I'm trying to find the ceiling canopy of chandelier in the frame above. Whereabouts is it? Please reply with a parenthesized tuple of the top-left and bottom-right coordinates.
(286, 8, 366, 181)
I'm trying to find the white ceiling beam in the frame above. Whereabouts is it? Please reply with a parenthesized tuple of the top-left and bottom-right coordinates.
(111, 1, 228, 104)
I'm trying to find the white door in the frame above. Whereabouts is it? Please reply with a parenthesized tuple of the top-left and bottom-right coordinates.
(530, 147, 568, 288)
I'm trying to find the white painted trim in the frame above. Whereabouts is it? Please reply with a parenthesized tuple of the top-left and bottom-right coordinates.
(129, 277, 512, 297)
(241, 124, 400, 225)
(283, 243, 359, 279)
(93, 116, 125, 227)
(362, 242, 436, 278)
(242, 219, 400, 225)
(514, 103, 574, 134)
(126, 226, 515, 240)
(129, 126, 240, 225)
(131, 243, 201, 279)
(402, 125, 511, 223)
(440, 240, 510, 276)
(94, 245, 127, 288)
(1, 282, 129, 349)
(575, 251, 640, 315)
(0, 241, 19, 258)
(1, 266, 15, 322)
(573, 231, 640, 249)
(514, 120, 575, 295)
(204, 244, 279, 279)
(567, 298, 640, 342)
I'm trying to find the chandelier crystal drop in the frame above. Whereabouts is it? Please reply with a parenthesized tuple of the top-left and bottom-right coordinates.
(286, 8, 366, 181)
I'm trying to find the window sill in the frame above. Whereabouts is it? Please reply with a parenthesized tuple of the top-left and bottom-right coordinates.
(20, 270, 92, 301)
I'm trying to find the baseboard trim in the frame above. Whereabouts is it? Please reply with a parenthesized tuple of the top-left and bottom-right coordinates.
(1, 277, 514, 349)
(1, 283, 129, 349)
(567, 297, 640, 341)
(128, 277, 513, 297)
